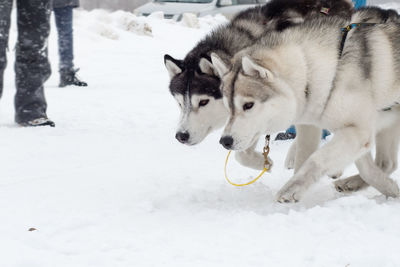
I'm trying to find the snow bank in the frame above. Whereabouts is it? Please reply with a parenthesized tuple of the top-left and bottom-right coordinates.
(73, 2, 400, 41)
(74, 9, 228, 40)
(180, 13, 200, 28)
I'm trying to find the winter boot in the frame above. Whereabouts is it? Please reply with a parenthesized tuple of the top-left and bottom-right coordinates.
(18, 117, 55, 127)
(275, 132, 296, 141)
(59, 68, 88, 87)
(275, 125, 296, 141)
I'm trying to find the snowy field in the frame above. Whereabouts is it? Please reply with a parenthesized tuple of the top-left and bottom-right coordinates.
(2, 3, 400, 266)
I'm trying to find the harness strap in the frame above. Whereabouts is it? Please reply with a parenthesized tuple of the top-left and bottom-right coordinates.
(339, 23, 377, 57)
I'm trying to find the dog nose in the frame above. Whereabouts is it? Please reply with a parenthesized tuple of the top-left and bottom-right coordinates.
(176, 131, 190, 143)
(220, 136, 234, 149)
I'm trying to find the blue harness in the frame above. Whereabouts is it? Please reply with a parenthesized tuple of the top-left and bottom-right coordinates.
(339, 23, 376, 57)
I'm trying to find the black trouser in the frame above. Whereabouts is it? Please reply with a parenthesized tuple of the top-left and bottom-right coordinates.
(0, 0, 51, 123)
(54, 6, 74, 72)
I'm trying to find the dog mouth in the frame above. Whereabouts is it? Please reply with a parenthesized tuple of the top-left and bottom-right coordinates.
(185, 127, 213, 146)
(232, 132, 260, 151)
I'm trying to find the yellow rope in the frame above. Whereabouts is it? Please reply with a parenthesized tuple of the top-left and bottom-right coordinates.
(224, 151, 268, 186)
(224, 135, 271, 187)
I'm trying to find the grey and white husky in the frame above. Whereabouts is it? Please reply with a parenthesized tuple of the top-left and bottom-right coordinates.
(164, 0, 353, 169)
(285, 6, 400, 191)
(214, 7, 400, 202)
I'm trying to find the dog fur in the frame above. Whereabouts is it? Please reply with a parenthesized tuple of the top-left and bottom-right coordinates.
(214, 10, 400, 202)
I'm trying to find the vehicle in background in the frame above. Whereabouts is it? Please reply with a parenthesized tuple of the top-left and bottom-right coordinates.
(134, 0, 268, 20)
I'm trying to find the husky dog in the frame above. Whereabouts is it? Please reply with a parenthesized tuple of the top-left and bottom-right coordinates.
(283, 6, 400, 191)
(333, 6, 400, 192)
(214, 12, 400, 202)
(164, 0, 353, 170)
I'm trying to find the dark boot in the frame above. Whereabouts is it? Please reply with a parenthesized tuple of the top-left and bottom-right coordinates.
(18, 117, 55, 127)
(275, 132, 296, 141)
(59, 68, 88, 87)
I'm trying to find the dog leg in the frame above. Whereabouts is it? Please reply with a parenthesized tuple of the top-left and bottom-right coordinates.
(375, 122, 400, 174)
(284, 139, 296, 170)
(335, 153, 399, 197)
(235, 141, 271, 170)
(355, 153, 400, 198)
(334, 120, 400, 193)
(289, 125, 342, 178)
(293, 125, 321, 172)
(277, 126, 373, 203)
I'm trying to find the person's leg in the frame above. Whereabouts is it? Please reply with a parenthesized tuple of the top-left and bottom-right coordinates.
(15, 0, 54, 126)
(54, 6, 87, 87)
(0, 0, 13, 98)
(54, 6, 74, 71)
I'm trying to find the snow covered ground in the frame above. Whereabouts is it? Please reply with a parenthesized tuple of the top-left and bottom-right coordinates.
(2, 3, 400, 266)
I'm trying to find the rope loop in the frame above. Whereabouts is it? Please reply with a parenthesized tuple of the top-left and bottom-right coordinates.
(224, 135, 271, 187)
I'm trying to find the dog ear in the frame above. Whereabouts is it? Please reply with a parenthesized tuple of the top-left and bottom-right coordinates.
(199, 57, 217, 76)
(211, 53, 230, 78)
(164, 54, 183, 79)
(242, 56, 274, 80)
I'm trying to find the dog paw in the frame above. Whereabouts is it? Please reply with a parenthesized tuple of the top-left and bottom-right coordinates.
(379, 178, 400, 198)
(334, 175, 368, 193)
(276, 181, 306, 203)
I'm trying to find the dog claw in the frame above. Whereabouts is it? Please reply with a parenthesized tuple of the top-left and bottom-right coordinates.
(334, 175, 368, 193)
(277, 191, 300, 203)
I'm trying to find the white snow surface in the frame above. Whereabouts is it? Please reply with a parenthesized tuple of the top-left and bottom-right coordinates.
(2, 5, 400, 267)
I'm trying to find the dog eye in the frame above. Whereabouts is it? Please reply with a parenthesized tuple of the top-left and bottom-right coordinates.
(199, 99, 209, 107)
(243, 102, 254, 111)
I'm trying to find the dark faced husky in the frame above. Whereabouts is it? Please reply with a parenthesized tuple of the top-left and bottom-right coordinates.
(164, 0, 353, 170)
(214, 7, 400, 202)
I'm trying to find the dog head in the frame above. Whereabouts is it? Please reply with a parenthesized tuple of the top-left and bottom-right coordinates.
(164, 54, 228, 145)
(212, 51, 299, 151)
